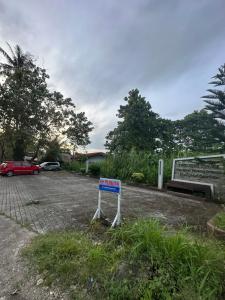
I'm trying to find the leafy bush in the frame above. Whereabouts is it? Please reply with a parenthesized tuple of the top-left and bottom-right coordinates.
(89, 163, 101, 176)
(23, 219, 225, 300)
(80, 167, 86, 174)
(213, 212, 225, 230)
(100, 150, 172, 186)
(131, 172, 145, 183)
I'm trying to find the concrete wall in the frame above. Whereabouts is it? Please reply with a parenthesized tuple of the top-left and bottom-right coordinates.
(173, 155, 225, 202)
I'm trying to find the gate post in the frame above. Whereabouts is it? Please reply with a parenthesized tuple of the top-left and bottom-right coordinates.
(158, 159, 164, 189)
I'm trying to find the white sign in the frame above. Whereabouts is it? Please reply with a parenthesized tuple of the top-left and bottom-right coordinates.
(92, 178, 122, 227)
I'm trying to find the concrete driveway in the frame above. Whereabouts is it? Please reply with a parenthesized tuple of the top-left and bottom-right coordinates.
(0, 171, 221, 233)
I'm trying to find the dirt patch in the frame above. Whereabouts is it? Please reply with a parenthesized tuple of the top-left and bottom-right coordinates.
(0, 215, 70, 300)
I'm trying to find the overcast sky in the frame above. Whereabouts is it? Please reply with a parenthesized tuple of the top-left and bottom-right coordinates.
(0, 0, 225, 151)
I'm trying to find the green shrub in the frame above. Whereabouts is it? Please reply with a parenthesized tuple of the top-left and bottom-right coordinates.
(213, 212, 225, 230)
(63, 161, 85, 172)
(89, 163, 101, 176)
(80, 167, 86, 174)
(131, 172, 145, 183)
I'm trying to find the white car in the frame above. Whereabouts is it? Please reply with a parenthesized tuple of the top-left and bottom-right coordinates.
(39, 162, 61, 171)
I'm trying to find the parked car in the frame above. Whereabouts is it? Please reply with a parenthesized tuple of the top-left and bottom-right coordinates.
(0, 161, 41, 176)
(39, 162, 61, 171)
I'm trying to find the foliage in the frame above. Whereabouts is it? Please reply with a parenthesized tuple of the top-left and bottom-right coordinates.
(105, 89, 225, 155)
(100, 150, 173, 186)
(63, 161, 85, 172)
(105, 89, 160, 152)
(41, 139, 62, 162)
(203, 64, 225, 121)
(131, 172, 145, 183)
(80, 167, 86, 174)
(213, 212, 225, 230)
(89, 163, 101, 176)
(174, 110, 225, 152)
(23, 219, 225, 300)
(0, 43, 93, 160)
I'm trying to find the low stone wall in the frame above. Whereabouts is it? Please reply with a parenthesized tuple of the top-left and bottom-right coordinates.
(207, 219, 225, 239)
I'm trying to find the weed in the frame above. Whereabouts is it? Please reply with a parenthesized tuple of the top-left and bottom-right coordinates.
(23, 219, 225, 300)
(213, 212, 225, 230)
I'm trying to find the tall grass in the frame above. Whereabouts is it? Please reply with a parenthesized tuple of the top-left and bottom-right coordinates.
(213, 212, 225, 230)
(64, 150, 216, 186)
(110, 220, 225, 299)
(100, 150, 173, 186)
(63, 161, 85, 172)
(23, 219, 225, 300)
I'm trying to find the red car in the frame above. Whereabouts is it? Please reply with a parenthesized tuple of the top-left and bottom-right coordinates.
(0, 161, 41, 176)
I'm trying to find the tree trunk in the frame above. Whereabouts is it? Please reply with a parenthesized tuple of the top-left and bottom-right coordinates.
(13, 138, 26, 160)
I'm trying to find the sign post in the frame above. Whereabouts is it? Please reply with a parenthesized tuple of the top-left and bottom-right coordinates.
(92, 178, 122, 227)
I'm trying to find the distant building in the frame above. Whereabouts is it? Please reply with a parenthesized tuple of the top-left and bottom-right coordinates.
(74, 152, 106, 163)
(61, 152, 72, 162)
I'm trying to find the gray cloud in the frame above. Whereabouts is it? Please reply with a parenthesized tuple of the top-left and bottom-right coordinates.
(0, 0, 225, 150)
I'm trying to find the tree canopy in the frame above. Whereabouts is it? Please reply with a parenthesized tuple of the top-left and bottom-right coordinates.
(174, 110, 225, 153)
(106, 89, 225, 154)
(0, 43, 93, 160)
(105, 89, 160, 152)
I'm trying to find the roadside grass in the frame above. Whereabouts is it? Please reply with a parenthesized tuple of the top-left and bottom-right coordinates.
(213, 212, 225, 230)
(22, 219, 225, 300)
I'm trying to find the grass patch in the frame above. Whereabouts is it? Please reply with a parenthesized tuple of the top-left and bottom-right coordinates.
(23, 219, 225, 300)
(213, 212, 225, 230)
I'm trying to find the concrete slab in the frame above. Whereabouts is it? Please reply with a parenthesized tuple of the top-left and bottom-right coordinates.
(0, 171, 221, 233)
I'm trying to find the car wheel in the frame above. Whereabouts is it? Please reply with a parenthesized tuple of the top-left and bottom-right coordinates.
(33, 170, 39, 175)
(6, 171, 13, 177)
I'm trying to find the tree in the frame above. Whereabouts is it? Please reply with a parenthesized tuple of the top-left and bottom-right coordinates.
(174, 110, 225, 153)
(0, 43, 34, 79)
(0, 43, 93, 160)
(202, 64, 225, 120)
(66, 111, 93, 155)
(155, 118, 177, 154)
(42, 138, 62, 162)
(105, 89, 160, 152)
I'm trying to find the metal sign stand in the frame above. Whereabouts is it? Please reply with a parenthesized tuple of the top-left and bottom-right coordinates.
(92, 178, 121, 227)
(111, 191, 121, 227)
(92, 190, 103, 220)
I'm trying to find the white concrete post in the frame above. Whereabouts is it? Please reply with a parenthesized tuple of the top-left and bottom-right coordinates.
(158, 159, 164, 189)
(85, 159, 89, 173)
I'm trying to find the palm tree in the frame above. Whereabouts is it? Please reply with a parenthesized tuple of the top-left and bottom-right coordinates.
(0, 43, 33, 78)
(202, 64, 225, 121)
